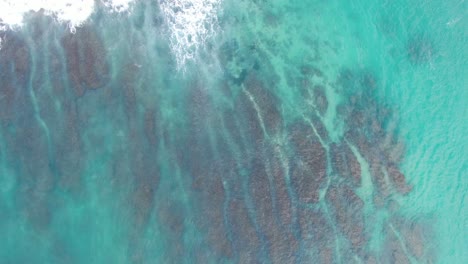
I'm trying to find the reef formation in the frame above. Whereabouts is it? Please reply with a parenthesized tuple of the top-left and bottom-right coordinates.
(0, 2, 433, 263)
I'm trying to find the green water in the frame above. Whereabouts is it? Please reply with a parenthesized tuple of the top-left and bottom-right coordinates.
(0, 0, 466, 263)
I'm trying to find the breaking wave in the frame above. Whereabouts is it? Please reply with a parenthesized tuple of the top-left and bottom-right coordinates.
(0, 0, 221, 69)
(0, 0, 132, 45)
(158, 0, 221, 69)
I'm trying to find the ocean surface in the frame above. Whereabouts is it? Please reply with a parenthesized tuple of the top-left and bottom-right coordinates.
(0, 0, 466, 263)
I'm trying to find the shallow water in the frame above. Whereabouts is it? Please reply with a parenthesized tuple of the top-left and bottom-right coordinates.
(0, 0, 466, 263)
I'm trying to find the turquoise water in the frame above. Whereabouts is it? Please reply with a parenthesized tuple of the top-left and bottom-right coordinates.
(0, 0, 466, 263)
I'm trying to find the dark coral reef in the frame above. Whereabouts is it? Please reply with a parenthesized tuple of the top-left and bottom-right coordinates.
(0, 9, 430, 264)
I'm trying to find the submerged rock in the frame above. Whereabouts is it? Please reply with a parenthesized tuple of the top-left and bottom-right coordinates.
(61, 26, 110, 97)
(407, 34, 435, 64)
(330, 143, 361, 186)
(244, 74, 283, 135)
(228, 198, 263, 263)
(313, 85, 328, 115)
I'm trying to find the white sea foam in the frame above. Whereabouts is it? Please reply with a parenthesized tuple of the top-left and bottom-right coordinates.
(0, 0, 134, 50)
(158, 0, 221, 69)
(102, 0, 135, 13)
(0, 0, 134, 31)
(0, 0, 96, 31)
(0, 0, 220, 69)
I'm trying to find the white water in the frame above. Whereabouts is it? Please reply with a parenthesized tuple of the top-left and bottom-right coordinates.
(0, 0, 221, 69)
(0, 0, 96, 30)
(158, 0, 221, 69)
